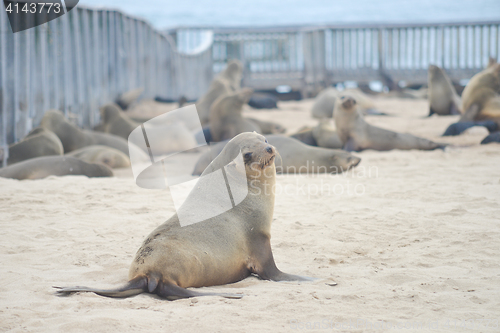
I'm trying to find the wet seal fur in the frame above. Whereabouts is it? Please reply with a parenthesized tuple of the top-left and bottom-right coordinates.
(55, 132, 315, 300)
(334, 96, 445, 152)
(0, 156, 113, 180)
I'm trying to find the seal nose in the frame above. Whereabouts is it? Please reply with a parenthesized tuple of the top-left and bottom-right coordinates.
(266, 146, 274, 154)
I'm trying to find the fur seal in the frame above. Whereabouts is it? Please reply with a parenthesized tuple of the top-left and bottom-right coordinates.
(247, 118, 286, 135)
(56, 132, 314, 300)
(442, 120, 498, 136)
(196, 61, 243, 125)
(66, 145, 131, 169)
(116, 88, 144, 110)
(481, 131, 500, 144)
(40, 110, 149, 160)
(0, 156, 113, 180)
(312, 120, 343, 149)
(216, 60, 243, 92)
(290, 126, 317, 146)
(428, 65, 462, 116)
(209, 88, 260, 142)
(192, 134, 360, 175)
(248, 93, 278, 109)
(312, 87, 378, 119)
(98, 104, 138, 139)
(5, 127, 63, 165)
(460, 64, 500, 124)
(334, 96, 444, 152)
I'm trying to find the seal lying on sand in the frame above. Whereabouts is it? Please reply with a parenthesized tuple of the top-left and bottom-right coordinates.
(5, 128, 63, 165)
(98, 104, 138, 139)
(290, 126, 317, 146)
(312, 120, 343, 149)
(247, 118, 286, 135)
(428, 65, 462, 116)
(481, 131, 500, 144)
(0, 156, 113, 180)
(312, 87, 380, 119)
(40, 110, 149, 160)
(248, 93, 278, 109)
(192, 134, 360, 175)
(116, 88, 144, 110)
(209, 88, 260, 142)
(442, 120, 498, 136)
(334, 96, 445, 152)
(56, 132, 314, 300)
(66, 145, 131, 168)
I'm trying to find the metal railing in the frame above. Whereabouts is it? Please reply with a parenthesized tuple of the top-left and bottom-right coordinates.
(173, 21, 500, 93)
(0, 6, 213, 160)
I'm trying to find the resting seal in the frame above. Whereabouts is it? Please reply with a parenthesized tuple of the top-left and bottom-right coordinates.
(66, 145, 131, 169)
(428, 65, 462, 116)
(98, 104, 138, 139)
(56, 132, 314, 300)
(0, 156, 113, 180)
(209, 88, 260, 142)
(290, 126, 317, 146)
(312, 87, 378, 119)
(40, 110, 149, 160)
(312, 120, 343, 149)
(481, 131, 500, 144)
(334, 96, 444, 151)
(192, 134, 360, 175)
(247, 118, 286, 135)
(116, 88, 144, 110)
(6, 127, 63, 165)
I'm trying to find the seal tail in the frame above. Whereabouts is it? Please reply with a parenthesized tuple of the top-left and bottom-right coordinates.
(54, 276, 147, 298)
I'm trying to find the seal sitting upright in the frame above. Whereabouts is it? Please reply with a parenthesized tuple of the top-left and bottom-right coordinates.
(56, 132, 314, 300)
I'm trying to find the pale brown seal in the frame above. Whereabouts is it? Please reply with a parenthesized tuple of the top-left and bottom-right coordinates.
(40, 110, 149, 160)
(428, 65, 462, 116)
(0, 156, 113, 180)
(311, 120, 343, 149)
(98, 103, 138, 139)
(192, 134, 360, 175)
(246, 118, 286, 135)
(6, 127, 63, 165)
(55, 132, 314, 300)
(209, 88, 260, 142)
(66, 145, 131, 169)
(334, 96, 444, 151)
(312, 87, 377, 119)
(460, 63, 500, 125)
(195, 61, 243, 125)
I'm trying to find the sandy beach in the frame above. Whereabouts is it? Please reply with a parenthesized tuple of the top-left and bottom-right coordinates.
(1, 97, 499, 332)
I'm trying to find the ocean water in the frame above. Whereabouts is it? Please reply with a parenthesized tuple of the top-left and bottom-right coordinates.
(80, 0, 500, 30)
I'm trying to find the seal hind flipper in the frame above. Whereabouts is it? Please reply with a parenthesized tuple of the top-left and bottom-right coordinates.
(54, 276, 147, 298)
(157, 283, 243, 300)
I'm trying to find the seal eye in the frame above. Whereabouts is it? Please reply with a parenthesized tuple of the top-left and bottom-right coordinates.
(244, 152, 253, 160)
(265, 139, 268, 143)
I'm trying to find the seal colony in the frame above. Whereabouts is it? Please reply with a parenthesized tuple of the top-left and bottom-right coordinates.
(55, 133, 315, 300)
